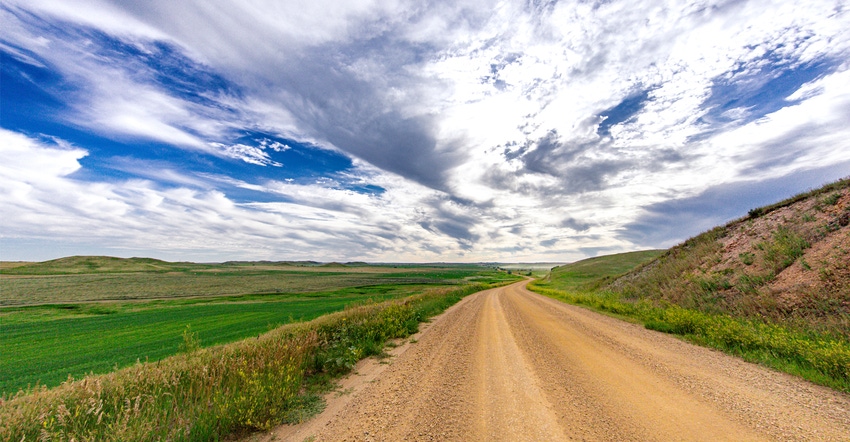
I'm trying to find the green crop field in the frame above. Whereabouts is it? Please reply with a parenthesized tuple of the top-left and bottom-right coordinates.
(0, 257, 517, 395)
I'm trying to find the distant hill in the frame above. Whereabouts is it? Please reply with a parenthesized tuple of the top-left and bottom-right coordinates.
(611, 178, 850, 336)
(0, 256, 372, 275)
(0, 256, 177, 275)
(222, 260, 323, 267)
(345, 261, 370, 267)
(319, 262, 348, 268)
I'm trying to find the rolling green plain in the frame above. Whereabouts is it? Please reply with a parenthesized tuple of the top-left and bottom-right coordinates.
(0, 257, 515, 395)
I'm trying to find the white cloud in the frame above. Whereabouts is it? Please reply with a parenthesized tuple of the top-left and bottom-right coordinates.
(81, 78, 212, 149)
(702, 67, 850, 180)
(4, 1, 168, 42)
(2, 0, 849, 261)
(210, 142, 282, 167)
(0, 129, 489, 261)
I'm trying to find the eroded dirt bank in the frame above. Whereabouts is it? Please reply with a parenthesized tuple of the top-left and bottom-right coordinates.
(266, 280, 850, 441)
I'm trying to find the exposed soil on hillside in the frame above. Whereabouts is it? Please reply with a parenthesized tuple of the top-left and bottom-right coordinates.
(251, 281, 850, 441)
(612, 181, 850, 335)
(717, 186, 850, 313)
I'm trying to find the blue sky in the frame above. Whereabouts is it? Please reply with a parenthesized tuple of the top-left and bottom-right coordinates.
(1, 0, 849, 263)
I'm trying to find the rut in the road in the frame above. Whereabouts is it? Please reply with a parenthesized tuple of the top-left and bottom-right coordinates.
(278, 281, 850, 441)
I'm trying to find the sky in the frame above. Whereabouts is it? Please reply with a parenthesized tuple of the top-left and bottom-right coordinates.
(1, 0, 849, 263)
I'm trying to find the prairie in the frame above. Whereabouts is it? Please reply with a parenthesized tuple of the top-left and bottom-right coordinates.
(0, 257, 497, 305)
(1, 283, 508, 441)
(0, 258, 515, 395)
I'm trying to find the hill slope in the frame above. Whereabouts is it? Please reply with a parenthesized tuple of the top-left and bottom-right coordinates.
(613, 178, 850, 336)
(540, 250, 664, 292)
(0, 256, 176, 275)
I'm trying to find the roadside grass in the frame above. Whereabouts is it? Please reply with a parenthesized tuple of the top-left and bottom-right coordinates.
(528, 252, 850, 393)
(0, 282, 508, 441)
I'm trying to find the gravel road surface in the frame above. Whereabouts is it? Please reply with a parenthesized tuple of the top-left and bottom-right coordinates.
(266, 280, 850, 441)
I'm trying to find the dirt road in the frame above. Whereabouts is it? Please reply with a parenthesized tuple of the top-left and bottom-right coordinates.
(274, 281, 850, 441)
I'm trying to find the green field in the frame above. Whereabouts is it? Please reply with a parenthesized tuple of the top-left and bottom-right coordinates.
(0, 257, 517, 395)
(1, 283, 504, 441)
(1, 257, 502, 306)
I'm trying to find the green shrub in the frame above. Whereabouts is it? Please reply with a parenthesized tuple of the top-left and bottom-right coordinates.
(823, 193, 841, 206)
(735, 272, 772, 294)
(762, 226, 809, 273)
(646, 306, 706, 335)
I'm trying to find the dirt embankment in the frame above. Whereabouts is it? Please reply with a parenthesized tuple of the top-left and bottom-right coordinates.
(717, 185, 850, 313)
(255, 281, 850, 441)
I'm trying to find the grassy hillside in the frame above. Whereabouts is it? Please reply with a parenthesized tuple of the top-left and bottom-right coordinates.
(0, 262, 31, 270)
(529, 178, 850, 392)
(614, 177, 850, 337)
(0, 256, 182, 274)
(536, 250, 664, 293)
(0, 256, 379, 276)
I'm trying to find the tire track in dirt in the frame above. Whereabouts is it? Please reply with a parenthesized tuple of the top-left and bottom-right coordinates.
(499, 286, 763, 441)
(471, 290, 567, 440)
(271, 280, 850, 441)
